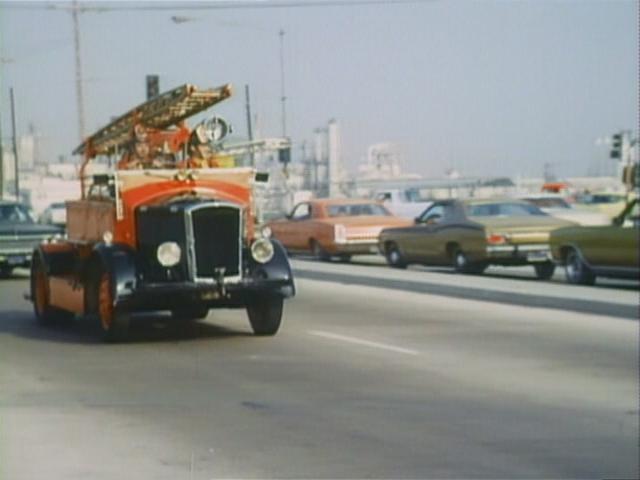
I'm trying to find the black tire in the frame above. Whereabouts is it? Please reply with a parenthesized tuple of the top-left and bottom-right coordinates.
(96, 269, 130, 342)
(533, 261, 555, 280)
(385, 243, 407, 269)
(0, 266, 14, 278)
(31, 256, 74, 325)
(247, 296, 283, 336)
(171, 307, 209, 321)
(452, 249, 486, 274)
(310, 239, 330, 262)
(564, 248, 596, 285)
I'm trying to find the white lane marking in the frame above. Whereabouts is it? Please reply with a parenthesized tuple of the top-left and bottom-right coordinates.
(308, 330, 420, 356)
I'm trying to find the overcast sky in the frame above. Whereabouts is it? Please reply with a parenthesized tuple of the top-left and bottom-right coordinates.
(0, 0, 637, 179)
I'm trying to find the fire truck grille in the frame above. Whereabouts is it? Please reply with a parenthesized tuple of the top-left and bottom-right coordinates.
(136, 206, 190, 283)
(191, 206, 241, 280)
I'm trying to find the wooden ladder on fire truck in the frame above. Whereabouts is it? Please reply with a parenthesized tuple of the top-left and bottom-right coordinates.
(74, 83, 232, 159)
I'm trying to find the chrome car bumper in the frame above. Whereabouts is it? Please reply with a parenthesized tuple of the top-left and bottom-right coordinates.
(486, 244, 552, 262)
(0, 251, 33, 268)
(332, 239, 379, 255)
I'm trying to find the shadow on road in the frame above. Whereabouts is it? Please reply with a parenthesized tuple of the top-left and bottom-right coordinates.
(0, 309, 252, 345)
(292, 256, 640, 291)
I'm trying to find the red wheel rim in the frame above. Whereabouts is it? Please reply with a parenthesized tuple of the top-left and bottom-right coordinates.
(34, 267, 47, 315)
(98, 272, 114, 331)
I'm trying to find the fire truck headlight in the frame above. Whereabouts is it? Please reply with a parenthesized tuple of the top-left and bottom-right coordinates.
(251, 238, 275, 264)
(157, 242, 181, 267)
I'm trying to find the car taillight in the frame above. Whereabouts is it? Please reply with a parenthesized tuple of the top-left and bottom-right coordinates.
(486, 233, 508, 245)
(334, 224, 347, 244)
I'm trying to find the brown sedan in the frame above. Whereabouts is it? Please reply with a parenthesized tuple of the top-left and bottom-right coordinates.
(267, 199, 412, 261)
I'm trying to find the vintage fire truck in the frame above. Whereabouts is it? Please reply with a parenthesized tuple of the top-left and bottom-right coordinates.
(30, 83, 295, 341)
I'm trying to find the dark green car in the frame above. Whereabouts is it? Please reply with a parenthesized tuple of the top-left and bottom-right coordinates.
(550, 199, 639, 285)
(379, 198, 575, 278)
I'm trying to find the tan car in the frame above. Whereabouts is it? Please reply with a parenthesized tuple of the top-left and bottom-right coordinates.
(550, 199, 639, 285)
(379, 198, 575, 278)
(267, 199, 412, 261)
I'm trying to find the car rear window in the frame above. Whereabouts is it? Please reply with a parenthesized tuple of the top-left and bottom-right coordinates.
(466, 202, 547, 217)
(526, 198, 570, 209)
(327, 204, 390, 217)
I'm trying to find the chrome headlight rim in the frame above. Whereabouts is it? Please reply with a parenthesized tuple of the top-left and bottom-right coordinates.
(157, 241, 182, 267)
(251, 238, 275, 264)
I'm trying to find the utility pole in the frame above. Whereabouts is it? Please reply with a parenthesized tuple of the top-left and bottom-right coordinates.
(72, 0, 86, 143)
(9, 88, 19, 201)
(278, 28, 287, 138)
(0, 58, 11, 199)
(244, 84, 255, 167)
(0, 95, 4, 199)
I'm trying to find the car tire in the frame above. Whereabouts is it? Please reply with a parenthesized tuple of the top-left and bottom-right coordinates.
(564, 248, 596, 285)
(385, 243, 407, 269)
(337, 254, 352, 263)
(31, 256, 74, 325)
(96, 270, 130, 342)
(247, 295, 283, 336)
(310, 239, 330, 262)
(533, 261, 555, 280)
(452, 249, 486, 274)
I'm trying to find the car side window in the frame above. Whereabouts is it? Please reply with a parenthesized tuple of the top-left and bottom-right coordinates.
(419, 204, 445, 224)
(290, 203, 311, 221)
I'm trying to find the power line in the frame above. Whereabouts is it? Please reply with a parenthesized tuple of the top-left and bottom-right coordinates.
(0, 0, 435, 12)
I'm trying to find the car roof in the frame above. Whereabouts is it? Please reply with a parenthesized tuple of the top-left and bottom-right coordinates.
(310, 198, 380, 206)
(461, 198, 532, 206)
(521, 193, 565, 199)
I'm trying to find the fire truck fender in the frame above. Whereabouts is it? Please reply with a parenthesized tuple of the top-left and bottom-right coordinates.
(89, 243, 138, 303)
(253, 239, 296, 297)
(32, 243, 76, 276)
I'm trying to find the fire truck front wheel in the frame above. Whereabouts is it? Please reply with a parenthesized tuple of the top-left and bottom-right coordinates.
(246, 295, 283, 336)
(96, 270, 130, 343)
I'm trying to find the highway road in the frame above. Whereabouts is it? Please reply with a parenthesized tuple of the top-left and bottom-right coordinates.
(1, 260, 638, 479)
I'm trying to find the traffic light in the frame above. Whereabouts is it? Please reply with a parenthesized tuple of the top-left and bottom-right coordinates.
(610, 133, 623, 159)
(278, 146, 291, 164)
(146, 75, 159, 100)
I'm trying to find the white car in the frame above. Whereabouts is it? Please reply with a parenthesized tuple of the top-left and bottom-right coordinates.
(373, 188, 432, 219)
(39, 202, 67, 227)
(521, 195, 609, 226)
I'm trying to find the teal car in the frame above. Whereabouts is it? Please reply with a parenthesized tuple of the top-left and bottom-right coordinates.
(550, 199, 639, 285)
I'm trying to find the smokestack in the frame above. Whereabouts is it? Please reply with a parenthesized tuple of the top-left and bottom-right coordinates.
(327, 119, 341, 197)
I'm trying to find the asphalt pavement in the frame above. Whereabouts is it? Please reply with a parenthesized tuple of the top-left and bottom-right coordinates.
(0, 263, 638, 479)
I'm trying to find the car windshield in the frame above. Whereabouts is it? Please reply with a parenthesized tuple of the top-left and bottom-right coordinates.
(402, 189, 424, 203)
(526, 197, 570, 209)
(0, 204, 35, 224)
(466, 202, 547, 217)
(327, 203, 390, 217)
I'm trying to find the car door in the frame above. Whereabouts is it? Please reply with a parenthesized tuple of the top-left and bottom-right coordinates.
(424, 202, 466, 265)
(402, 203, 446, 262)
(271, 202, 311, 251)
(605, 200, 639, 268)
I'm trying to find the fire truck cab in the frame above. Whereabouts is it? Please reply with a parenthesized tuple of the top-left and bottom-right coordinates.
(30, 83, 295, 341)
